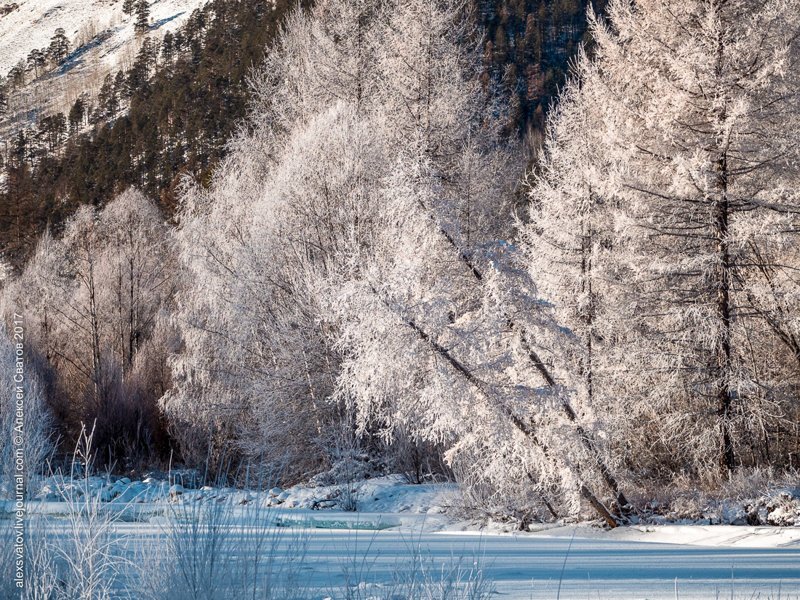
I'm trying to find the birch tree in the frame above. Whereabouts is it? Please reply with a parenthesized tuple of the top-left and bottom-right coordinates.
(2, 191, 175, 465)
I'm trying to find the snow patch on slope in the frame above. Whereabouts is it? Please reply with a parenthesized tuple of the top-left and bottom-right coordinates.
(0, 0, 207, 76)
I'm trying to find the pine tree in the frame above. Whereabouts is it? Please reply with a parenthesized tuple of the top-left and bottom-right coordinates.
(7, 62, 24, 88)
(68, 97, 85, 131)
(161, 31, 174, 63)
(0, 81, 8, 115)
(47, 28, 70, 65)
(27, 48, 46, 78)
(97, 73, 118, 118)
(114, 70, 128, 99)
(134, 0, 150, 34)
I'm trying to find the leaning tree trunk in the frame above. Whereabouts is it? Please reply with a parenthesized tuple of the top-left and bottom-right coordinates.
(412, 192, 630, 514)
(369, 283, 622, 527)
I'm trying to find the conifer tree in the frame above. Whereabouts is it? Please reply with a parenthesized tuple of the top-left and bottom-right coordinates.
(68, 97, 85, 131)
(0, 81, 7, 115)
(47, 28, 70, 65)
(134, 0, 150, 34)
(531, 0, 800, 479)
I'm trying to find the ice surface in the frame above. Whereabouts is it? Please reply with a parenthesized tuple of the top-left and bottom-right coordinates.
(5, 475, 800, 598)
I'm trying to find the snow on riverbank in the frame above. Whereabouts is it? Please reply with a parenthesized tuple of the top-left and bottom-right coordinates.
(1, 473, 457, 516)
(2, 473, 799, 549)
(494, 522, 800, 549)
(2, 475, 799, 598)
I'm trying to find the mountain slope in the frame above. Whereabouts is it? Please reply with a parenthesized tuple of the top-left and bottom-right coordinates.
(0, 0, 593, 269)
(0, 0, 207, 75)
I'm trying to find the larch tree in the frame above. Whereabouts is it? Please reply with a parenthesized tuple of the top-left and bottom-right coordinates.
(165, 0, 629, 521)
(320, 0, 627, 522)
(96, 189, 175, 376)
(525, 69, 621, 415)
(532, 0, 800, 481)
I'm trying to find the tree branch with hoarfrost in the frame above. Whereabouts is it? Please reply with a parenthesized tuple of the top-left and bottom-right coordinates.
(528, 0, 800, 485)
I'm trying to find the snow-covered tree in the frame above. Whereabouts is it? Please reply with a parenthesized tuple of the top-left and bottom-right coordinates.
(246, 0, 385, 159)
(316, 0, 625, 521)
(525, 70, 618, 413)
(0, 326, 53, 497)
(165, 0, 394, 479)
(2, 190, 174, 465)
(522, 62, 641, 507)
(165, 100, 386, 478)
(165, 0, 630, 522)
(531, 0, 800, 481)
(96, 189, 175, 374)
(375, 0, 516, 248)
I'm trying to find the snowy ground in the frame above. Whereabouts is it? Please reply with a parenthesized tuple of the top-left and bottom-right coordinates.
(3, 475, 800, 598)
(0, 0, 208, 75)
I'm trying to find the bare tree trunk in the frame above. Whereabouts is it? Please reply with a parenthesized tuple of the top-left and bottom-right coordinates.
(714, 152, 735, 475)
(88, 257, 103, 407)
(713, 34, 736, 476)
(580, 217, 594, 408)
(516, 327, 629, 511)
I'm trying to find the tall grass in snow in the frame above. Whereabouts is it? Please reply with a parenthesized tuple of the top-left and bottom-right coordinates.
(330, 527, 495, 600)
(54, 427, 129, 599)
(135, 492, 310, 599)
(0, 425, 130, 600)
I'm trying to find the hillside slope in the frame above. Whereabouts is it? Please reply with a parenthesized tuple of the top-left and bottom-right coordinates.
(0, 0, 207, 75)
(0, 0, 594, 269)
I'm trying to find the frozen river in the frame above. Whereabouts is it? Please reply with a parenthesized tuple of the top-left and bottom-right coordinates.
(31, 507, 800, 599)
